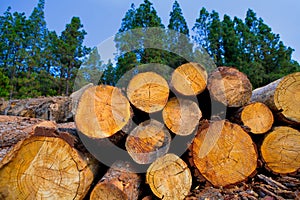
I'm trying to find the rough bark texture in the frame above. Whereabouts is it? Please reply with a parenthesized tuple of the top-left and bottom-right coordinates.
(0, 96, 72, 123)
(127, 72, 169, 113)
(75, 85, 131, 139)
(90, 161, 141, 200)
(0, 126, 98, 200)
(0, 115, 55, 161)
(146, 153, 192, 200)
(192, 120, 258, 187)
(162, 97, 202, 136)
(70, 83, 94, 115)
(261, 126, 300, 174)
(207, 66, 252, 107)
(171, 62, 208, 96)
(125, 119, 171, 164)
(232, 102, 274, 134)
(251, 72, 300, 125)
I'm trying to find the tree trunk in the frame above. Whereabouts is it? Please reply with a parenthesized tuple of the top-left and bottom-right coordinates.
(261, 126, 300, 174)
(162, 97, 202, 135)
(0, 115, 56, 161)
(0, 124, 98, 200)
(90, 160, 141, 200)
(127, 72, 169, 113)
(70, 83, 94, 115)
(125, 119, 171, 164)
(75, 85, 131, 139)
(231, 102, 274, 134)
(251, 72, 300, 125)
(146, 153, 192, 200)
(207, 66, 252, 107)
(192, 120, 257, 187)
(0, 96, 72, 123)
(170, 62, 207, 96)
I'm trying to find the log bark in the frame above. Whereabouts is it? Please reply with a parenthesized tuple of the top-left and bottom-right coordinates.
(0, 96, 72, 123)
(90, 160, 141, 200)
(207, 66, 252, 107)
(261, 126, 300, 174)
(192, 120, 257, 187)
(127, 72, 169, 113)
(170, 62, 207, 96)
(75, 85, 131, 139)
(0, 125, 98, 200)
(146, 153, 192, 200)
(231, 102, 274, 134)
(162, 97, 202, 135)
(125, 119, 171, 164)
(70, 83, 94, 115)
(0, 115, 56, 161)
(251, 72, 300, 125)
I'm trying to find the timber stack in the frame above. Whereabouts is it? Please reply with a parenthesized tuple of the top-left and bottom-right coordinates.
(0, 63, 299, 199)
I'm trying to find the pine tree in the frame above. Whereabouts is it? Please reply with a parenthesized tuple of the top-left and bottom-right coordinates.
(166, 0, 193, 68)
(0, 8, 28, 98)
(192, 8, 299, 88)
(0, 69, 10, 98)
(74, 47, 104, 90)
(118, 3, 136, 33)
(114, 0, 166, 82)
(101, 59, 116, 86)
(221, 15, 239, 66)
(17, 0, 53, 97)
(135, 0, 164, 28)
(168, 1, 189, 36)
(207, 11, 223, 65)
(26, 0, 47, 73)
(58, 17, 90, 95)
(192, 7, 211, 50)
(114, 52, 138, 86)
(135, 0, 165, 64)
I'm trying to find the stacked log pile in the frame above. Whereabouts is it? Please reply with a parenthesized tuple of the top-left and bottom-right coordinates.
(0, 64, 299, 199)
(0, 96, 73, 122)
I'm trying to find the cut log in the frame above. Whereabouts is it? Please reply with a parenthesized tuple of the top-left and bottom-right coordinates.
(125, 119, 171, 164)
(251, 72, 300, 125)
(162, 97, 202, 135)
(207, 66, 252, 107)
(127, 72, 169, 113)
(0, 127, 98, 199)
(170, 62, 208, 96)
(75, 85, 131, 139)
(90, 160, 141, 200)
(231, 102, 274, 134)
(192, 120, 257, 187)
(70, 82, 94, 115)
(261, 126, 300, 174)
(146, 153, 192, 200)
(0, 96, 72, 122)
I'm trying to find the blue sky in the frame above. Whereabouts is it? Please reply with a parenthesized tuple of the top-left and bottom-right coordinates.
(1, 0, 299, 62)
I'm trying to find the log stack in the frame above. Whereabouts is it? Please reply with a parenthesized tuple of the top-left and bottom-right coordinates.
(0, 64, 299, 199)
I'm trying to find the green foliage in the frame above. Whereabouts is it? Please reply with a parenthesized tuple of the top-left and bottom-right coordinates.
(114, 0, 167, 86)
(166, 1, 193, 69)
(0, 69, 10, 98)
(0, 0, 89, 98)
(168, 1, 189, 36)
(193, 8, 299, 88)
(0, 0, 299, 99)
(17, 72, 42, 99)
(101, 60, 116, 86)
(58, 17, 90, 95)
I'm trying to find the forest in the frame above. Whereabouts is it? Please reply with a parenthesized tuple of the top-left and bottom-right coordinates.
(0, 0, 299, 99)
